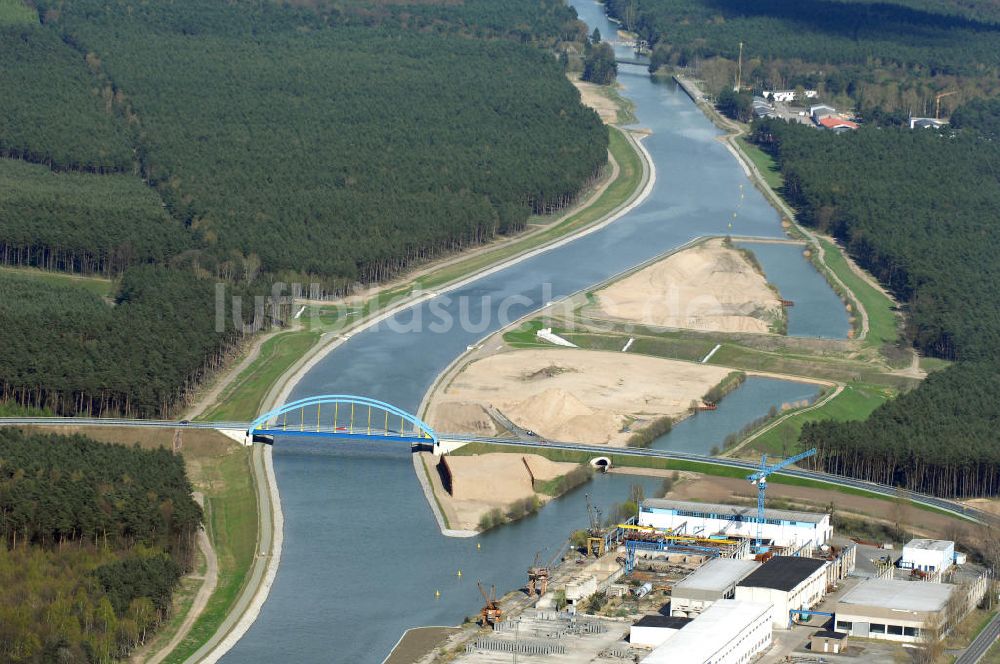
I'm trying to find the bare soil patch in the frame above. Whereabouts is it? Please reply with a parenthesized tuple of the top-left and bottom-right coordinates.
(426, 348, 730, 445)
(432, 452, 578, 531)
(594, 238, 783, 333)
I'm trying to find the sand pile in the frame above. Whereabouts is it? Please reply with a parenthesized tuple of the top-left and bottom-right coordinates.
(503, 388, 625, 445)
(595, 238, 783, 333)
(427, 348, 730, 446)
(426, 401, 500, 437)
(443, 453, 536, 504)
(431, 451, 582, 530)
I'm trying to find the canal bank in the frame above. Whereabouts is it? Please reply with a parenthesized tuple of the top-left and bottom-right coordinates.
(186, 122, 655, 664)
(217, 1, 884, 661)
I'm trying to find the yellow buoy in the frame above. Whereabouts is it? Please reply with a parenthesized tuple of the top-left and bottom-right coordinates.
(476, 542, 481, 550)
(457, 570, 462, 577)
(435, 590, 441, 598)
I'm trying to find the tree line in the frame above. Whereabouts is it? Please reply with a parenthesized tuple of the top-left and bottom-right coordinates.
(0, 267, 261, 418)
(0, 429, 200, 662)
(750, 118, 1000, 496)
(604, 0, 1000, 115)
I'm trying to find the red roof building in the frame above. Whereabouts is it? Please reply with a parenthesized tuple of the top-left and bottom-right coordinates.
(819, 116, 859, 130)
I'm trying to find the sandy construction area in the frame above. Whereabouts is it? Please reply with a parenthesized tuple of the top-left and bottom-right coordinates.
(426, 348, 730, 445)
(594, 238, 783, 333)
(429, 452, 579, 531)
(570, 75, 619, 124)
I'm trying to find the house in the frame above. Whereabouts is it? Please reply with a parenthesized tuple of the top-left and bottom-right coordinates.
(818, 116, 859, 131)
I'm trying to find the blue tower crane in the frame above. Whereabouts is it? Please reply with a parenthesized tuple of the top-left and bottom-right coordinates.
(746, 449, 817, 552)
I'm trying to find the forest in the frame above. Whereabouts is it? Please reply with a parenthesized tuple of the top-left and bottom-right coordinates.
(0, 267, 254, 417)
(605, 0, 1000, 113)
(749, 119, 1000, 496)
(0, 160, 192, 275)
(0, 429, 200, 662)
(25, 0, 607, 286)
(0, 0, 607, 417)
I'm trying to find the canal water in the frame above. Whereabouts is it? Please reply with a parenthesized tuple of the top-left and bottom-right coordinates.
(225, 2, 841, 661)
(650, 376, 820, 455)
(738, 242, 851, 339)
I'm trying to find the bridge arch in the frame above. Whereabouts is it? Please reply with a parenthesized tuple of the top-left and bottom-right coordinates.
(248, 395, 437, 444)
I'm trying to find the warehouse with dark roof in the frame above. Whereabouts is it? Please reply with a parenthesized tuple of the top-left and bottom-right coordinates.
(735, 556, 829, 628)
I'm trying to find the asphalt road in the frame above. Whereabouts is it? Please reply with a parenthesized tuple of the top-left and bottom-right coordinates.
(957, 612, 1000, 664)
(3, 416, 991, 526)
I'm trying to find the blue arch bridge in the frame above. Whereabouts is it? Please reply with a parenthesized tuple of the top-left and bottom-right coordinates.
(246, 395, 438, 446)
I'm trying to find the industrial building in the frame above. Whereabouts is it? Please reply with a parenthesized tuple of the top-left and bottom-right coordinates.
(640, 600, 773, 664)
(900, 539, 955, 573)
(638, 499, 831, 548)
(670, 557, 761, 617)
(735, 556, 829, 628)
(629, 615, 692, 648)
(810, 630, 848, 654)
(834, 578, 957, 643)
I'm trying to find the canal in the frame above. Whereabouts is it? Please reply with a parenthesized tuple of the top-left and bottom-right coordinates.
(224, 2, 842, 661)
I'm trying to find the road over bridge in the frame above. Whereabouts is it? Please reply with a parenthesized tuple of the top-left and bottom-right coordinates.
(1, 415, 991, 526)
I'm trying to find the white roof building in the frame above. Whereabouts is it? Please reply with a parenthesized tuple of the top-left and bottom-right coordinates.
(641, 600, 773, 664)
(901, 539, 955, 572)
(835, 578, 956, 642)
(671, 558, 761, 617)
(639, 499, 832, 548)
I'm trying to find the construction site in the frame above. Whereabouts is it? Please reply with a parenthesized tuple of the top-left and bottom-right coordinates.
(401, 455, 992, 664)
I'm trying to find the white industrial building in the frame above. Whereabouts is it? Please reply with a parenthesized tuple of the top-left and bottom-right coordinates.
(638, 499, 832, 548)
(670, 558, 761, 617)
(835, 578, 957, 642)
(641, 600, 773, 664)
(763, 89, 818, 102)
(735, 556, 829, 628)
(900, 539, 955, 573)
(629, 615, 692, 648)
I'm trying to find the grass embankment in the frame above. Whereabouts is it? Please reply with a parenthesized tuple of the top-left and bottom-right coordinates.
(534, 463, 594, 496)
(198, 126, 647, 421)
(200, 330, 321, 421)
(814, 237, 899, 348)
(447, 442, 964, 520)
(160, 445, 258, 664)
(0, 264, 114, 298)
(0, 0, 37, 25)
(746, 383, 892, 456)
(737, 137, 783, 191)
(21, 427, 258, 664)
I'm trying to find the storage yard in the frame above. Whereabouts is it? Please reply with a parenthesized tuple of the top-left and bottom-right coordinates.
(403, 492, 991, 664)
